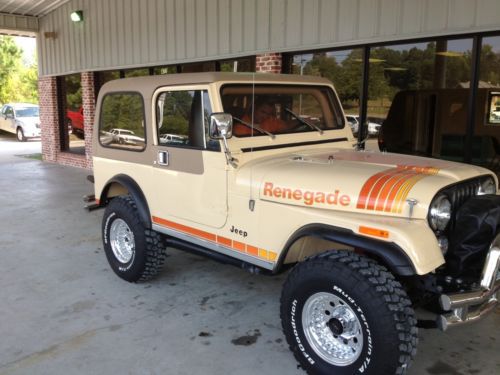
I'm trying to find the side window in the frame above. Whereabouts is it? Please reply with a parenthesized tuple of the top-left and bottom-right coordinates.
(5, 106, 14, 117)
(157, 90, 219, 151)
(99, 93, 146, 151)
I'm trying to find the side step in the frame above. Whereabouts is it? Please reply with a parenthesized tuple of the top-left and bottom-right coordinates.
(83, 194, 102, 211)
(166, 237, 270, 275)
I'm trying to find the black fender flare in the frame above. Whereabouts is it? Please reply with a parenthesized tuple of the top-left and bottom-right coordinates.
(275, 224, 416, 276)
(100, 174, 151, 228)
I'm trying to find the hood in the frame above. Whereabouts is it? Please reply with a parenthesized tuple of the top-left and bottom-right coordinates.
(17, 116, 40, 128)
(238, 149, 493, 219)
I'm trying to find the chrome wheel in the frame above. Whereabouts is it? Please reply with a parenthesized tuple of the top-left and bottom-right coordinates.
(302, 292, 363, 366)
(109, 218, 135, 263)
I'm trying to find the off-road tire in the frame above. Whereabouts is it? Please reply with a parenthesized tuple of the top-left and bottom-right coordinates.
(102, 196, 167, 282)
(16, 127, 26, 142)
(280, 250, 417, 375)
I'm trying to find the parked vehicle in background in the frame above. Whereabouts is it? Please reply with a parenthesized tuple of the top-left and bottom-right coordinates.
(345, 114, 359, 134)
(0, 103, 40, 142)
(378, 88, 500, 174)
(87, 73, 500, 375)
(109, 128, 145, 146)
(346, 114, 381, 136)
(67, 107, 84, 139)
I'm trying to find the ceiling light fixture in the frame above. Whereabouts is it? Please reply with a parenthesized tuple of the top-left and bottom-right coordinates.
(70, 10, 83, 22)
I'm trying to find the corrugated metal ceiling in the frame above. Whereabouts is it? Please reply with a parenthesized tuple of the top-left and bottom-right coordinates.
(0, 0, 69, 17)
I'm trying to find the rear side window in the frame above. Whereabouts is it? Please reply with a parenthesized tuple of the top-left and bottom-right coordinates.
(99, 92, 146, 151)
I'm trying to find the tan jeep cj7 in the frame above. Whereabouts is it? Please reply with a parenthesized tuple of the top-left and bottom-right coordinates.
(86, 72, 500, 375)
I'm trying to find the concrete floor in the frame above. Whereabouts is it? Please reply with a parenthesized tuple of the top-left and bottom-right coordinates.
(0, 132, 498, 375)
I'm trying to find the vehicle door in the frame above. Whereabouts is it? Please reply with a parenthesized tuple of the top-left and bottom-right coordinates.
(151, 86, 227, 228)
(0, 106, 15, 133)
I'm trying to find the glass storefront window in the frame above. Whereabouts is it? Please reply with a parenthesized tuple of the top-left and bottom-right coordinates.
(124, 68, 150, 78)
(219, 57, 254, 72)
(292, 49, 362, 136)
(373, 38, 474, 159)
(154, 66, 178, 75)
(63, 74, 84, 155)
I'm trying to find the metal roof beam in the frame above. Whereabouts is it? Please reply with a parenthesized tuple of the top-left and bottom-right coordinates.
(0, 12, 38, 36)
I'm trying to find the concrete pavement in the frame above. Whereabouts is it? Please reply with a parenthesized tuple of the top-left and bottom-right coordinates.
(0, 132, 498, 375)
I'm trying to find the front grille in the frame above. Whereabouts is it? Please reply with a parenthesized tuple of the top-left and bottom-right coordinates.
(439, 176, 492, 232)
(445, 179, 482, 213)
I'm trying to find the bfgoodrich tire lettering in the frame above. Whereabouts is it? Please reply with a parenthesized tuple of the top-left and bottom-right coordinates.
(102, 196, 167, 282)
(280, 250, 417, 375)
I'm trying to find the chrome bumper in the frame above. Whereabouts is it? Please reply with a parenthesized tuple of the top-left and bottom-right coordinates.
(437, 234, 500, 331)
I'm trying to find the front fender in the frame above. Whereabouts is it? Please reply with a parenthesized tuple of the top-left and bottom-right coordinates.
(276, 223, 416, 276)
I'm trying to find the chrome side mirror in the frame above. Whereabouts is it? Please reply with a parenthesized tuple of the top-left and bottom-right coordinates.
(209, 113, 233, 139)
(209, 113, 237, 167)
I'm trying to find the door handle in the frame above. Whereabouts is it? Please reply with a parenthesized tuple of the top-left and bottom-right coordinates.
(158, 150, 169, 166)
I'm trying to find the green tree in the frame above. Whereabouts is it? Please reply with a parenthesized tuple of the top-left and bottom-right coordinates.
(0, 35, 23, 104)
(0, 36, 38, 104)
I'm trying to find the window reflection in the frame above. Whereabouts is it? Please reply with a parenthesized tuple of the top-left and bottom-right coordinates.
(292, 49, 362, 135)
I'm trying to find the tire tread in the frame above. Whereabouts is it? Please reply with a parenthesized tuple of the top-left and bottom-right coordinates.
(280, 250, 418, 375)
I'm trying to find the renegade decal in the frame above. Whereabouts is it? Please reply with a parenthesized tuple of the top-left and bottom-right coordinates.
(152, 216, 277, 262)
(263, 182, 351, 207)
(357, 165, 440, 213)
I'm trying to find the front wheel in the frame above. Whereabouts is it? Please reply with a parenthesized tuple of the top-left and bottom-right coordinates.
(102, 196, 167, 282)
(280, 250, 417, 375)
(16, 127, 26, 142)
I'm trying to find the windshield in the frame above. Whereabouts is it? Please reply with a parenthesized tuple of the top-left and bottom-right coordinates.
(16, 107, 39, 117)
(221, 84, 344, 137)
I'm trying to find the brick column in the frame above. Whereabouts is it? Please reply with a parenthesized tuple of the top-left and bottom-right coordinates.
(39, 74, 93, 170)
(82, 72, 96, 169)
(39, 76, 60, 163)
(255, 53, 282, 73)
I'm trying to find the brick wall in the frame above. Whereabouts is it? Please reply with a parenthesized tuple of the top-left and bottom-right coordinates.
(39, 76, 59, 163)
(39, 72, 96, 170)
(82, 72, 96, 169)
(255, 53, 282, 73)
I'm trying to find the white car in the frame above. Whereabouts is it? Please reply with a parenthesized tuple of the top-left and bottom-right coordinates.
(345, 115, 359, 134)
(109, 128, 145, 145)
(346, 115, 381, 136)
(159, 133, 186, 144)
(0, 103, 40, 142)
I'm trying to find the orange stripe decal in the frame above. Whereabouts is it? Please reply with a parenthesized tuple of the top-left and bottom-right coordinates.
(247, 245, 259, 256)
(152, 216, 275, 263)
(375, 170, 415, 211)
(152, 216, 216, 242)
(365, 168, 408, 210)
(233, 241, 246, 252)
(358, 165, 440, 213)
(356, 169, 396, 209)
(217, 235, 233, 247)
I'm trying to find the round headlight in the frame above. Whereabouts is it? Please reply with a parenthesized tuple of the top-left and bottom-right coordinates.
(429, 194, 451, 231)
(478, 177, 496, 195)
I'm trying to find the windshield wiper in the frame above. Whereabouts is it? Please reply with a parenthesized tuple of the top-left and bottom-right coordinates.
(233, 117, 275, 139)
(285, 108, 323, 135)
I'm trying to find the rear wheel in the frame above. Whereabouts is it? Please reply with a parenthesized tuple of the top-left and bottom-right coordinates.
(280, 250, 417, 375)
(102, 196, 167, 282)
(16, 127, 26, 142)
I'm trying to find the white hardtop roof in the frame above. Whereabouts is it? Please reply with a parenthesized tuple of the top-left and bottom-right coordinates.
(100, 72, 333, 93)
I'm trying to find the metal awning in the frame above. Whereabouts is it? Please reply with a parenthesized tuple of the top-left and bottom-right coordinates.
(0, 0, 70, 36)
(0, 0, 69, 17)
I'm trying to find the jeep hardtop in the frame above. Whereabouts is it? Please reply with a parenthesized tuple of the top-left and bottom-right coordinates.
(88, 72, 500, 375)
